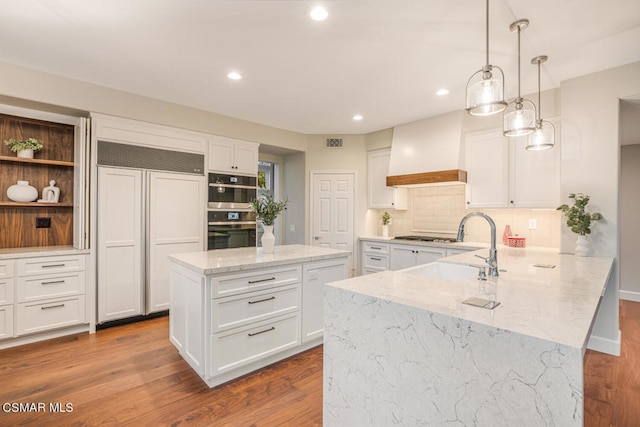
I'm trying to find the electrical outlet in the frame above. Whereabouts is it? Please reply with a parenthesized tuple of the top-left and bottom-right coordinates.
(289, 224, 296, 232)
(36, 217, 51, 228)
(528, 219, 537, 230)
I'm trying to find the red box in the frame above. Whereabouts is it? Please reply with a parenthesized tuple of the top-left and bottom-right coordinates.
(507, 236, 526, 248)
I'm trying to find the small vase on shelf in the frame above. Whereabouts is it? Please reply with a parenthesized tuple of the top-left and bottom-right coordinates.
(7, 180, 38, 202)
(575, 235, 590, 257)
(17, 149, 34, 159)
(261, 225, 275, 254)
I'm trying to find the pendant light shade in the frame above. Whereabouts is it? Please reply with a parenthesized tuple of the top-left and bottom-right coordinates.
(503, 19, 536, 137)
(465, 0, 507, 116)
(526, 55, 555, 150)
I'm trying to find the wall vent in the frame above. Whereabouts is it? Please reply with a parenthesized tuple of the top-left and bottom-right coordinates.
(325, 138, 344, 148)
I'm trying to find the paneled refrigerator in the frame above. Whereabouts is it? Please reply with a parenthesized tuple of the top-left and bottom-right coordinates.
(97, 141, 205, 323)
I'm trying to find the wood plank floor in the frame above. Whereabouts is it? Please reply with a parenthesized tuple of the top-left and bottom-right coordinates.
(1, 300, 638, 426)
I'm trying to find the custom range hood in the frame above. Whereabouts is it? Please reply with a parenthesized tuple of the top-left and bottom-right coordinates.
(386, 111, 467, 187)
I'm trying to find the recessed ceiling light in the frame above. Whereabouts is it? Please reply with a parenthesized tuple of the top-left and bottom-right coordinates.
(227, 71, 242, 80)
(309, 6, 328, 21)
(436, 88, 449, 96)
(353, 115, 363, 121)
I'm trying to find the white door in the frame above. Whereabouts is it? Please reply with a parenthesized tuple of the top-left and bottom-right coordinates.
(311, 172, 356, 273)
(147, 171, 205, 313)
(97, 167, 143, 322)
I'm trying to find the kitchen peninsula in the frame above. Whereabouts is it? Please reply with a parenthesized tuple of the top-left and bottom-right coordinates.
(168, 244, 349, 387)
(324, 247, 614, 426)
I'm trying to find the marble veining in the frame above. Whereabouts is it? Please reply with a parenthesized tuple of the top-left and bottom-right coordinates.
(323, 246, 613, 426)
(168, 244, 350, 275)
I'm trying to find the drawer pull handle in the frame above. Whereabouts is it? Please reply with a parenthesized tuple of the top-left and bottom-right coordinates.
(248, 277, 276, 284)
(370, 257, 382, 261)
(41, 304, 65, 310)
(371, 246, 382, 250)
(248, 326, 275, 337)
(248, 296, 276, 305)
(42, 264, 66, 268)
(42, 280, 65, 285)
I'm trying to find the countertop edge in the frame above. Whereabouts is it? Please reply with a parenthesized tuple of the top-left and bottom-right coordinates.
(0, 246, 90, 260)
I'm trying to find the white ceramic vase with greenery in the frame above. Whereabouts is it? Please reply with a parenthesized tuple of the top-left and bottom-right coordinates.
(557, 193, 603, 257)
(4, 137, 44, 159)
(250, 193, 288, 254)
(381, 211, 391, 238)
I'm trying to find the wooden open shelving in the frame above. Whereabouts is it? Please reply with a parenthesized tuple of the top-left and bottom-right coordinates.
(0, 201, 73, 208)
(0, 155, 74, 167)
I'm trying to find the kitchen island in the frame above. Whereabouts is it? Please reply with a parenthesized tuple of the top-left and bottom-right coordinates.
(168, 244, 349, 387)
(324, 247, 613, 426)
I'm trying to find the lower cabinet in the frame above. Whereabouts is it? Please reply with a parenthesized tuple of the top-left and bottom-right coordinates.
(169, 256, 348, 388)
(389, 245, 447, 271)
(0, 304, 13, 340)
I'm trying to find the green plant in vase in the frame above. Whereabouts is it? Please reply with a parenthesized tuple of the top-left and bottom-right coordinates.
(557, 193, 603, 256)
(4, 137, 44, 159)
(381, 211, 391, 237)
(250, 192, 288, 253)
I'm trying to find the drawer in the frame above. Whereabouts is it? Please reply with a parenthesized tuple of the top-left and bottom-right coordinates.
(0, 304, 14, 340)
(16, 296, 85, 336)
(363, 242, 389, 254)
(0, 260, 14, 279)
(364, 254, 389, 270)
(212, 284, 300, 333)
(17, 273, 84, 303)
(0, 278, 14, 305)
(211, 266, 302, 298)
(210, 313, 300, 375)
(17, 255, 86, 277)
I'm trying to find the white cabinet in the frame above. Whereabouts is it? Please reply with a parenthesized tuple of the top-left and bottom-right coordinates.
(302, 259, 348, 343)
(208, 136, 259, 176)
(14, 254, 86, 336)
(169, 255, 348, 388)
(389, 244, 447, 271)
(360, 241, 390, 275)
(464, 125, 560, 209)
(368, 149, 407, 210)
(0, 260, 15, 341)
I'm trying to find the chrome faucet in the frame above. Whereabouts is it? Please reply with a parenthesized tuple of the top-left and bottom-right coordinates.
(457, 212, 499, 276)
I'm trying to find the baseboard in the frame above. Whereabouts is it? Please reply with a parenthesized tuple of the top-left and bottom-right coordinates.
(587, 329, 621, 356)
(620, 290, 640, 302)
(0, 324, 90, 350)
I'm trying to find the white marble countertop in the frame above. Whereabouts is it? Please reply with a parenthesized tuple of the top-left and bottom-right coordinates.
(327, 246, 614, 350)
(0, 246, 90, 260)
(168, 244, 351, 275)
(359, 235, 486, 251)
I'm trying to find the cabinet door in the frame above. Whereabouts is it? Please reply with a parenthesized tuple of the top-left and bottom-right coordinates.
(97, 167, 143, 322)
(208, 137, 235, 173)
(389, 245, 417, 270)
(233, 141, 259, 175)
(368, 149, 407, 210)
(510, 119, 561, 208)
(147, 172, 205, 314)
(415, 247, 447, 265)
(302, 259, 347, 343)
(465, 130, 509, 208)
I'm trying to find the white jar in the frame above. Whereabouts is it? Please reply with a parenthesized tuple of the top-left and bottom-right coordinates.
(7, 180, 38, 202)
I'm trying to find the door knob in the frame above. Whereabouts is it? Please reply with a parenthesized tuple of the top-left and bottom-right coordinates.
(314, 236, 320, 240)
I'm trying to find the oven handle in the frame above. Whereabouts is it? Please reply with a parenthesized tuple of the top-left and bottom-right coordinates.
(208, 221, 257, 226)
(209, 183, 257, 190)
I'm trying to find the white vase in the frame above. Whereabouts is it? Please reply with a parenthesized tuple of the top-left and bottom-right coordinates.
(575, 235, 590, 257)
(7, 180, 38, 202)
(261, 225, 276, 254)
(17, 149, 34, 159)
(382, 225, 389, 238)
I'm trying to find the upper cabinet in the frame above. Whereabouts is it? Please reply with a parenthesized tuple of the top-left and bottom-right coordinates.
(368, 149, 407, 210)
(208, 136, 259, 176)
(464, 122, 560, 209)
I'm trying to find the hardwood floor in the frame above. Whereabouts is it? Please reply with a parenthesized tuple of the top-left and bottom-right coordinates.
(1, 300, 638, 426)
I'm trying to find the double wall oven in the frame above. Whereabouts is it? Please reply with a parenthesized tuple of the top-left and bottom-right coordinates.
(207, 173, 257, 250)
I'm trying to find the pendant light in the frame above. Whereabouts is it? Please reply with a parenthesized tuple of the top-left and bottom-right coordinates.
(503, 19, 536, 137)
(465, 0, 507, 116)
(526, 55, 555, 150)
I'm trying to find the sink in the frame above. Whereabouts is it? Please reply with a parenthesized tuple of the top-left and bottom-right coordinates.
(402, 261, 479, 281)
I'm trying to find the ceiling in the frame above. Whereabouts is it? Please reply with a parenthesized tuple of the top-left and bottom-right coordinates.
(1, 0, 639, 135)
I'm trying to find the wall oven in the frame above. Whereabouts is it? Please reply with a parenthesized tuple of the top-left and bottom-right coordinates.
(208, 173, 257, 209)
(208, 210, 257, 250)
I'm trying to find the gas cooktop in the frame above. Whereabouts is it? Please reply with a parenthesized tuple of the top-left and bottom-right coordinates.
(393, 235, 456, 243)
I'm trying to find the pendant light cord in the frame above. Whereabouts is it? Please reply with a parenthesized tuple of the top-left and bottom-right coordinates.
(536, 59, 542, 121)
(517, 26, 521, 100)
(485, 0, 490, 66)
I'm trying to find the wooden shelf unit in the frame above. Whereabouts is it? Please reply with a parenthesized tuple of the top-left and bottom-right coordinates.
(0, 113, 75, 249)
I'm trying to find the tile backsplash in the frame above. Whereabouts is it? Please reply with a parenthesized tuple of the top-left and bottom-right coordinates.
(368, 184, 561, 248)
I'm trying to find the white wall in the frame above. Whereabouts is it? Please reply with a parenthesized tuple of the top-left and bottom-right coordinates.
(560, 61, 640, 354)
(282, 152, 306, 245)
(620, 144, 640, 301)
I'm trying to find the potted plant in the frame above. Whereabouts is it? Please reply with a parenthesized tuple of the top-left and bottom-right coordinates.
(557, 193, 603, 256)
(4, 137, 44, 159)
(250, 192, 288, 253)
(381, 211, 391, 238)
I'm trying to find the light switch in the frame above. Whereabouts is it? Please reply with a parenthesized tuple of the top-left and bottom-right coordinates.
(528, 219, 537, 229)
(289, 224, 296, 232)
